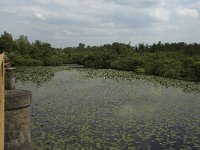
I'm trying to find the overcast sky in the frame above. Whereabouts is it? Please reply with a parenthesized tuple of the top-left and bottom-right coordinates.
(0, 0, 199, 47)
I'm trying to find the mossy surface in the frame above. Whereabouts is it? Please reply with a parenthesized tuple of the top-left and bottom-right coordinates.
(16, 67, 200, 150)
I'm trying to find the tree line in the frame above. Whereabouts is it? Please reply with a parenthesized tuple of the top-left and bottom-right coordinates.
(0, 31, 200, 82)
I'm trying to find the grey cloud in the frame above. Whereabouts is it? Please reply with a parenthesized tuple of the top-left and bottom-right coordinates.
(0, 0, 200, 47)
(107, 0, 161, 8)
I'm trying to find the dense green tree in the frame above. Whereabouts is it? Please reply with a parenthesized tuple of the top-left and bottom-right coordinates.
(1, 31, 200, 81)
(0, 31, 15, 53)
(111, 57, 144, 71)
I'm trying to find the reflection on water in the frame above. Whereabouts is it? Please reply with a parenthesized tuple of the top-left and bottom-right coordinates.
(16, 67, 200, 150)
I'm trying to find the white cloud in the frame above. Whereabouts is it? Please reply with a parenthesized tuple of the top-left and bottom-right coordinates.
(150, 7, 170, 22)
(176, 7, 199, 18)
(35, 12, 46, 20)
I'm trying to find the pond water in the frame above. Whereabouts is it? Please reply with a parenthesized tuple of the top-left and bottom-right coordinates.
(16, 66, 200, 150)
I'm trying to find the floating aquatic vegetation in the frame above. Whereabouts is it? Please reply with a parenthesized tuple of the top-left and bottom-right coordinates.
(79, 69, 200, 93)
(16, 66, 72, 85)
(15, 67, 200, 150)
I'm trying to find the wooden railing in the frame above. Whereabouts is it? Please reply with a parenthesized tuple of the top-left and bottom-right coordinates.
(0, 53, 4, 150)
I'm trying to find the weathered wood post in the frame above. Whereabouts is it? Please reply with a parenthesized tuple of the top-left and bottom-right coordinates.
(4, 65, 32, 150)
(0, 54, 5, 150)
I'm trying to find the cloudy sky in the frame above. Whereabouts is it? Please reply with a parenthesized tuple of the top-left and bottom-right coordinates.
(0, 0, 199, 47)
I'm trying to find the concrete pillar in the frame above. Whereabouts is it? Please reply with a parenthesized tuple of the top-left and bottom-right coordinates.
(5, 90, 32, 150)
(5, 68, 16, 90)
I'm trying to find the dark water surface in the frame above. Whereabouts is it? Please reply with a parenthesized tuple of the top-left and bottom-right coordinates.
(16, 67, 200, 150)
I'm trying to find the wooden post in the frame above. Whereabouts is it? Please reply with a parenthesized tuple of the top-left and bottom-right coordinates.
(0, 54, 5, 150)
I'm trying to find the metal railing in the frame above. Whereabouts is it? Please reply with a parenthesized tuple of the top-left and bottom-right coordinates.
(0, 53, 4, 150)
